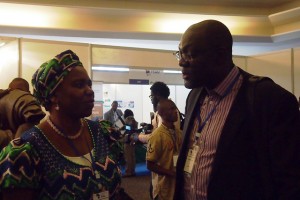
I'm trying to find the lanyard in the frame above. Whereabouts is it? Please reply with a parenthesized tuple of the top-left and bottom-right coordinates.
(195, 73, 240, 141)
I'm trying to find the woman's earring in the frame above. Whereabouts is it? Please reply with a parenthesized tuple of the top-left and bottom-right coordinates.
(55, 104, 60, 111)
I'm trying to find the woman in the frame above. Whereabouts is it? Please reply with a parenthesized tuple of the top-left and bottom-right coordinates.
(0, 50, 124, 200)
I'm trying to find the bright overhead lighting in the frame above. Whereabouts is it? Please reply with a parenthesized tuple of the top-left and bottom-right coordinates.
(92, 66, 129, 72)
(163, 70, 181, 74)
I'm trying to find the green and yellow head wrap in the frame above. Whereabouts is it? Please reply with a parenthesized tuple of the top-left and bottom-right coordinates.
(32, 49, 83, 108)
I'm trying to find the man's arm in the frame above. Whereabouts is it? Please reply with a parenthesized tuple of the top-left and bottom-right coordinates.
(147, 160, 175, 177)
(103, 111, 109, 121)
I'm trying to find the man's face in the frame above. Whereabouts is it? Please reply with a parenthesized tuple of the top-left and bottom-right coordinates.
(178, 29, 217, 89)
(159, 100, 178, 123)
(111, 102, 118, 111)
(150, 91, 160, 109)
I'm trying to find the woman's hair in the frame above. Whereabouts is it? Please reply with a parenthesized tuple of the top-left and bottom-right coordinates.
(32, 49, 83, 110)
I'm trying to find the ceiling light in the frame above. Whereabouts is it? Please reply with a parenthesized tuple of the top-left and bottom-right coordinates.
(163, 70, 181, 74)
(92, 66, 129, 72)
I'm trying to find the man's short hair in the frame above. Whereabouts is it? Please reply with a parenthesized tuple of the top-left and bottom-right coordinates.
(9, 78, 30, 92)
(150, 82, 170, 98)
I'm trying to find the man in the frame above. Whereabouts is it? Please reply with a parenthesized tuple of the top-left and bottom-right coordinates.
(138, 82, 181, 143)
(103, 100, 123, 127)
(0, 78, 45, 148)
(146, 99, 182, 200)
(174, 20, 300, 200)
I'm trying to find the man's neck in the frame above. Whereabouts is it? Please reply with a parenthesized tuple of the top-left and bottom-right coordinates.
(162, 121, 175, 129)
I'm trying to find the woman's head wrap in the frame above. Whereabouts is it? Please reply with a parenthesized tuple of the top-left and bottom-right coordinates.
(32, 49, 83, 108)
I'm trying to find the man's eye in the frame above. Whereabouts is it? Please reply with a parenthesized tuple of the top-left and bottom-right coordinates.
(74, 82, 84, 88)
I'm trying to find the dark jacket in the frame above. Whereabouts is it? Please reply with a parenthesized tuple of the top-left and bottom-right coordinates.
(174, 69, 300, 200)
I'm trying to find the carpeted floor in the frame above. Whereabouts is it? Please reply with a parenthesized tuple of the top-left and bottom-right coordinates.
(121, 162, 152, 200)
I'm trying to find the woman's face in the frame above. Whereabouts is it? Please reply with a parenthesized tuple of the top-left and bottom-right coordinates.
(52, 66, 94, 118)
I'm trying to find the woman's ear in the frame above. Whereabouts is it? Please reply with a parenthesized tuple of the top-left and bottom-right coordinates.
(50, 93, 58, 105)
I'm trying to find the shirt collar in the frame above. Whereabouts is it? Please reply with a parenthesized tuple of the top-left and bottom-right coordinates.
(206, 66, 239, 98)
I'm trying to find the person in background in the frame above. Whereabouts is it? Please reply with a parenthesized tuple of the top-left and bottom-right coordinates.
(174, 19, 300, 200)
(138, 82, 180, 143)
(146, 99, 182, 200)
(0, 50, 126, 200)
(0, 78, 45, 148)
(137, 81, 182, 199)
(104, 100, 123, 127)
(122, 109, 137, 177)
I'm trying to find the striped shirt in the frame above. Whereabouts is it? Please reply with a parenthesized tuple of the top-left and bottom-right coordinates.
(183, 66, 243, 200)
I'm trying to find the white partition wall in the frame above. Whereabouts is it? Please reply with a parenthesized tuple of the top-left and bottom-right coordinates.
(98, 83, 190, 125)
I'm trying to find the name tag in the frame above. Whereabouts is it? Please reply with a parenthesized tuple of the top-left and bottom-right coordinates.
(173, 155, 178, 167)
(92, 191, 109, 200)
(184, 145, 199, 174)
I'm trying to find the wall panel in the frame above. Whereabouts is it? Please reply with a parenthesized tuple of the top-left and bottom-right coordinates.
(294, 47, 300, 101)
(21, 39, 90, 91)
(0, 39, 18, 89)
(247, 49, 292, 92)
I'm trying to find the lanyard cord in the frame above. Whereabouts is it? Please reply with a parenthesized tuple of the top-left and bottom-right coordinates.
(196, 73, 240, 140)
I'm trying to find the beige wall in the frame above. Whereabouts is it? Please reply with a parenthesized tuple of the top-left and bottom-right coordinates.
(0, 37, 298, 99)
(294, 47, 300, 100)
(0, 39, 19, 89)
(91, 46, 247, 84)
(92, 45, 179, 69)
(21, 39, 90, 91)
(247, 49, 294, 94)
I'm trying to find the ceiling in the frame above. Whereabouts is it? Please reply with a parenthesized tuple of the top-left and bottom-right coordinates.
(0, 0, 300, 56)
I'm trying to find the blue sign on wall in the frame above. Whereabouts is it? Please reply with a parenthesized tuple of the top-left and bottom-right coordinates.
(129, 79, 149, 85)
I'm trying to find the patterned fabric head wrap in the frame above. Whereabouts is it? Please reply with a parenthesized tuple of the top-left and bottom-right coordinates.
(32, 49, 83, 107)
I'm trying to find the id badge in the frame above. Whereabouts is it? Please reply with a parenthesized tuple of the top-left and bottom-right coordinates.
(173, 154, 178, 167)
(184, 145, 199, 174)
(92, 191, 109, 200)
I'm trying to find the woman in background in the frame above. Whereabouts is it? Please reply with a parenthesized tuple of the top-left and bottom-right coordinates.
(0, 50, 124, 200)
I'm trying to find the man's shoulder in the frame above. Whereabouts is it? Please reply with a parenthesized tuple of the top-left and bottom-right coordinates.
(6, 90, 34, 101)
(0, 90, 36, 108)
(151, 126, 168, 137)
(104, 110, 112, 115)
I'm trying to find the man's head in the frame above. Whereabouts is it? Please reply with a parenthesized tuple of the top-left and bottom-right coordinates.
(157, 99, 178, 124)
(178, 19, 234, 89)
(124, 109, 134, 119)
(9, 78, 30, 92)
(150, 82, 170, 111)
(111, 101, 119, 111)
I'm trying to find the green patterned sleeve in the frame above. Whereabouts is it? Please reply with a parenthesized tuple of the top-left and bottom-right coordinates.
(0, 139, 41, 190)
(98, 120, 124, 162)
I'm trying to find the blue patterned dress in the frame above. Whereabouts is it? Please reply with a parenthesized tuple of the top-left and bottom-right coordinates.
(0, 119, 122, 200)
